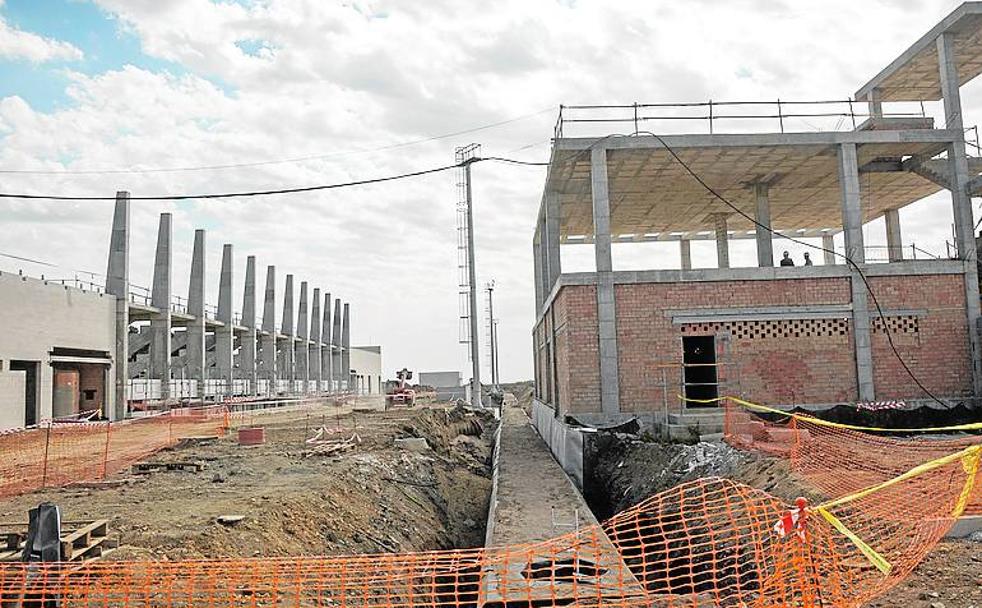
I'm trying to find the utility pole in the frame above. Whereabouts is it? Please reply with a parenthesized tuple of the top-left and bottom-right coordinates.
(486, 280, 499, 387)
(456, 144, 482, 406)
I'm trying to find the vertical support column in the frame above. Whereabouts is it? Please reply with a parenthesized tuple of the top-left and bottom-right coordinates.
(713, 213, 730, 269)
(822, 235, 836, 265)
(679, 239, 692, 270)
(867, 87, 883, 119)
(186, 229, 207, 399)
(280, 274, 295, 392)
(259, 265, 277, 395)
(591, 146, 620, 415)
(311, 288, 322, 392)
(241, 256, 258, 394)
(341, 303, 351, 392)
(296, 281, 309, 392)
(215, 244, 235, 397)
(150, 213, 173, 403)
(754, 183, 774, 267)
(332, 297, 342, 390)
(938, 31, 982, 396)
(105, 191, 130, 421)
(323, 293, 333, 391)
(884, 209, 903, 262)
(544, 190, 562, 291)
(838, 143, 874, 401)
(533, 228, 545, 313)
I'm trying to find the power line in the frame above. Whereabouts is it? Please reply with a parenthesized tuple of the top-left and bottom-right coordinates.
(0, 108, 554, 176)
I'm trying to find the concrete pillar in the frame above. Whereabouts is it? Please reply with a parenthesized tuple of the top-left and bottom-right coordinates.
(310, 288, 322, 392)
(533, 229, 544, 312)
(296, 280, 309, 392)
(822, 235, 836, 265)
(884, 209, 903, 262)
(105, 191, 130, 420)
(938, 31, 982, 396)
(322, 293, 333, 391)
(186, 229, 207, 397)
(259, 265, 277, 394)
(838, 143, 874, 401)
(713, 213, 730, 269)
(341, 302, 351, 391)
(215, 244, 234, 396)
(591, 146, 619, 415)
(280, 274, 295, 391)
(544, 190, 562, 291)
(754, 183, 774, 267)
(838, 143, 865, 264)
(241, 255, 258, 393)
(332, 298, 342, 390)
(150, 213, 173, 402)
(867, 87, 883, 118)
(679, 239, 692, 270)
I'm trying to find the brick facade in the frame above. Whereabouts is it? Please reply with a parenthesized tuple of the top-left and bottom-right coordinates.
(533, 273, 973, 417)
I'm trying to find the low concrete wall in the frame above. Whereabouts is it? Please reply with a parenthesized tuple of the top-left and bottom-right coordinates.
(531, 399, 586, 490)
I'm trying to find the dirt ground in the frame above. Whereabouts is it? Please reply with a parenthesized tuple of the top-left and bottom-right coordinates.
(0, 400, 497, 560)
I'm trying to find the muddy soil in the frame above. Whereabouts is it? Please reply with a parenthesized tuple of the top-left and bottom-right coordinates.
(0, 402, 497, 560)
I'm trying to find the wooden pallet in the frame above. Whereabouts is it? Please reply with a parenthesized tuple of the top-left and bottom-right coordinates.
(0, 519, 117, 563)
(133, 460, 206, 473)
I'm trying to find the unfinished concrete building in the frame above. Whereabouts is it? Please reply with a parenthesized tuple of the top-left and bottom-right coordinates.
(0, 199, 382, 429)
(532, 3, 982, 439)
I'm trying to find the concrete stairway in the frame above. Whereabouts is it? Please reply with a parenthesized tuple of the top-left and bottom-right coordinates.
(664, 409, 725, 442)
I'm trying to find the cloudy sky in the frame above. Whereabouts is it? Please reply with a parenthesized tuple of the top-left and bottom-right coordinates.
(0, 0, 978, 383)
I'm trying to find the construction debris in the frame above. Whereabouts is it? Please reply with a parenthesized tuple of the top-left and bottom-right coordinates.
(133, 461, 206, 474)
(303, 431, 362, 457)
(0, 519, 117, 563)
(394, 437, 430, 452)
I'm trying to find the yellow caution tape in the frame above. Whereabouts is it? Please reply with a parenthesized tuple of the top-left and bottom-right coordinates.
(678, 394, 982, 433)
(814, 507, 892, 575)
(954, 448, 981, 518)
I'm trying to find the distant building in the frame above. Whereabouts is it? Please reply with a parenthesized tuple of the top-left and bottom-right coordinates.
(418, 371, 465, 401)
(350, 346, 383, 395)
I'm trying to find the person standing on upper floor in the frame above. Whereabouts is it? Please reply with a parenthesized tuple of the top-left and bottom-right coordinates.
(803, 252, 813, 266)
(780, 251, 795, 266)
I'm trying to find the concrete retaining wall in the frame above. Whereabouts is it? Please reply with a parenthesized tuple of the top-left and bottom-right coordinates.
(531, 399, 586, 490)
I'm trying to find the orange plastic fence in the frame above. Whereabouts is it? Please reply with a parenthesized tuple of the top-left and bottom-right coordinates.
(0, 447, 977, 608)
(0, 406, 228, 498)
(724, 398, 982, 516)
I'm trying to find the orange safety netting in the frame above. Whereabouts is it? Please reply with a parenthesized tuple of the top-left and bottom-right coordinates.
(723, 397, 982, 516)
(0, 443, 978, 608)
(0, 406, 228, 498)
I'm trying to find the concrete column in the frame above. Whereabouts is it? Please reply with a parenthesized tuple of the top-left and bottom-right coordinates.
(341, 303, 351, 391)
(296, 280, 309, 391)
(679, 239, 692, 270)
(280, 274, 295, 391)
(938, 31, 982, 396)
(533, 229, 544, 313)
(241, 255, 258, 393)
(544, 190, 562, 291)
(822, 235, 836, 265)
(186, 229, 207, 397)
(105, 191, 130, 420)
(838, 143, 865, 263)
(713, 213, 730, 269)
(150, 213, 173, 402)
(591, 146, 619, 415)
(754, 183, 774, 267)
(322, 293, 333, 391)
(867, 87, 883, 118)
(310, 288, 322, 392)
(259, 265, 277, 394)
(332, 298, 342, 390)
(215, 244, 234, 396)
(884, 209, 903, 262)
(838, 142, 874, 401)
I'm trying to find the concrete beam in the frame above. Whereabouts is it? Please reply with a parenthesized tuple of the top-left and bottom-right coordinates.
(241, 255, 258, 392)
(341, 302, 351, 392)
(323, 292, 333, 391)
(310, 287, 322, 391)
(679, 239, 691, 270)
(215, 244, 235, 394)
(754, 183, 774, 267)
(280, 274, 295, 389)
(150, 213, 173, 401)
(332, 297, 342, 389)
(884, 209, 903, 262)
(259, 265, 277, 393)
(712, 213, 730, 269)
(186, 229, 207, 392)
(296, 280, 309, 389)
(106, 191, 129, 420)
(591, 146, 619, 414)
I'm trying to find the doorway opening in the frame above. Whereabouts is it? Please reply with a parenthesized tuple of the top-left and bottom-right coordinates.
(9, 360, 39, 427)
(682, 335, 718, 407)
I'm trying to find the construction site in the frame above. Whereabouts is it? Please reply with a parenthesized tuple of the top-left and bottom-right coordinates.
(0, 2, 981, 608)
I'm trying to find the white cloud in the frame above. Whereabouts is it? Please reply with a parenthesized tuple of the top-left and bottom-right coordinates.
(0, 8, 83, 63)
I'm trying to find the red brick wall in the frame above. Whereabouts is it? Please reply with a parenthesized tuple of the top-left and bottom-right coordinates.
(552, 285, 600, 416)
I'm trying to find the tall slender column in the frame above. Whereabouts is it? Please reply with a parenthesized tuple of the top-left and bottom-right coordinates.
(341, 303, 351, 391)
(280, 274, 295, 392)
(938, 31, 982, 396)
(186, 230, 207, 397)
(822, 235, 836, 265)
(310, 288, 322, 392)
(713, 213, 730, 269)
(105, 191, 130, 420)
(884, 209, 903, 262)
(296, 281, 309, 392)
(215, 244, 235, 396)
(533, 228, 544, 312)
(591, 146, 619, 415)
(838, 143, 874, 401)
(754, 183, 774, 267)
(150, 213, 173, 402)
(679, 239, 692, 270)
(241, 256, 258, 393)
(259, 265, 277, 394)
(332, 298, 342, 390)
(544, 190, 562, 291)
(323, 293, 333, 391)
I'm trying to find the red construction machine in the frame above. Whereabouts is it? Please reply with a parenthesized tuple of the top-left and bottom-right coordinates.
(385, 368, 417, 408)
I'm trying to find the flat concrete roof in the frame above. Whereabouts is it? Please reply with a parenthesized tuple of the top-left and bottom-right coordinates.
(856, 2, 982, 102)
(547, 135, 949, 239)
